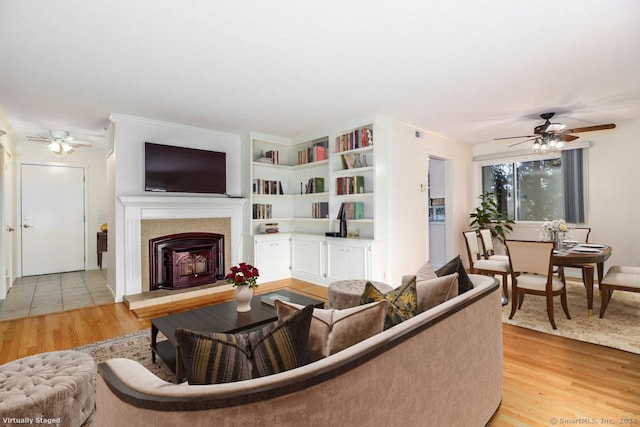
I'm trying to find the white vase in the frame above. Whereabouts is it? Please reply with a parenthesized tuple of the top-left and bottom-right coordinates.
(234, 285, 253, 312)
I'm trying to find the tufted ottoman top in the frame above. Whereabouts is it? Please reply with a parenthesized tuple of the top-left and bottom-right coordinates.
(0, 350, 96, 427)
(328, 280, 393, 309)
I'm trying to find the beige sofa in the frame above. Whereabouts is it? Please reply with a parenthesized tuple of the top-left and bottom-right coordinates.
(96, 274, 502, 426)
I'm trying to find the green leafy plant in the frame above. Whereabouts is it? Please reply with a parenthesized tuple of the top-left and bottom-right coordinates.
(469, 192, 515, 243)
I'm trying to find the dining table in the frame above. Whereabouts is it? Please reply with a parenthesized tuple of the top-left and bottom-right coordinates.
(553, 244, 612, 316)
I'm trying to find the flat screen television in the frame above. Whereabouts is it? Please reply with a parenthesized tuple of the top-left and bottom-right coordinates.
(144, 142, 226, 195)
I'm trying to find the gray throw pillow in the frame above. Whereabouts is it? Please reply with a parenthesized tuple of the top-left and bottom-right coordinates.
(435, 255, 474, 294)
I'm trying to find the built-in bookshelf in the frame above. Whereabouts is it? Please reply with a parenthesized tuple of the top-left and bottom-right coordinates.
(249, 117, 387, 286)
(329, 125, 375, 239)
(251, 136, 331, 235)
(250, 122, 376, 239)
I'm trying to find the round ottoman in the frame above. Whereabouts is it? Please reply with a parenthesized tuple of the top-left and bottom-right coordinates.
(328, 280, 393, 309)
(0, 350, 96, 427)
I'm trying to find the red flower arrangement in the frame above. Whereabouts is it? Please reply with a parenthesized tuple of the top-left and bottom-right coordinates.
(225, 263, 260, 288)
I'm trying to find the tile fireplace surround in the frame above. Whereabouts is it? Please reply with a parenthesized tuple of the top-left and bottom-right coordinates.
(118, 196, 246, 300)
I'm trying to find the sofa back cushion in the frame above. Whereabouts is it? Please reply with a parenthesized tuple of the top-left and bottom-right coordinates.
(275, 299, 388, 362)
(175, 305, 313, 384)
(416, 273, 459, 312)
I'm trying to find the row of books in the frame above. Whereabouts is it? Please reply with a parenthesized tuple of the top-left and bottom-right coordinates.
(337, 202, 365, 220)
(336, 176, 365, 195)
(259, 222, 279, 234)
(254, 149, 280, 165)
(335, 128, 373, 153)
(253, 179, 284, 195)
(297, 137, 328, 165)
(297, 145, 327, 164)
(252, 203, 273, 219)
(304, 177, 325, 194)
(312, 202, 329, 219)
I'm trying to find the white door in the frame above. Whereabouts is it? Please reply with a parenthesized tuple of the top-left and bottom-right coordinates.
(21, 164, 85, 276)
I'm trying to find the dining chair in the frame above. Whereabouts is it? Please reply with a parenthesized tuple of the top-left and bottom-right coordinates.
(559, 227, 592, 286)
(505, 240, 571, 330)
(463, 231, 510, 302)
(479, 228, 509, 262)
(571, 227, 591, 244)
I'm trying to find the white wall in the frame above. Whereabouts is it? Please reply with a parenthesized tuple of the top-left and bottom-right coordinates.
(15, 143, 108, 273)
(386, 120, 474, 285)
(472, 118, 640, 270)
(106, 114, 244, 301)
(0, 113, 17, 298)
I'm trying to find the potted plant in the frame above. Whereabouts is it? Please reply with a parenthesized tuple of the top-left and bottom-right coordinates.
(469, 192, 515, 243)
(225, 263, 260, 312)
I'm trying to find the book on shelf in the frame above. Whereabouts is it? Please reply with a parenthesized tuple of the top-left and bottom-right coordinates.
(297, 145, 327, 164)
(334, 127, 374, 153)
(341, 153, 356, 169)
(252, 203, 273, 219)
(305, 177, 325, 194)
(259, 222, 279, 233)
(312, 202, 329, 219)
(336, 176, 365, 195)
(253, 179, 284, 195)
(337, 202, 365, 220)
(265, 150, 280, 165)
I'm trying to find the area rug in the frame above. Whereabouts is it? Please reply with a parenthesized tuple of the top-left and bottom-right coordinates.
(74, 329, 177, 383)
(502, 280, 640, 354)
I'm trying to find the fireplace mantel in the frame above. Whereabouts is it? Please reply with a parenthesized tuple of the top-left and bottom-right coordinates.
(117, 195, 247, 299)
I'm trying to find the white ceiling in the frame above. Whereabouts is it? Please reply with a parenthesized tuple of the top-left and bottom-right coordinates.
(1, 0, 639, 148)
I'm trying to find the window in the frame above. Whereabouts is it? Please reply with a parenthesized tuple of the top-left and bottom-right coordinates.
(481, 149, 585, 223)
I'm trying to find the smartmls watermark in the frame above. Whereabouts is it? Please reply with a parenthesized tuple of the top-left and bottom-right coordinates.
(2, 417, 61, 425)
(549, 417, 639, 425)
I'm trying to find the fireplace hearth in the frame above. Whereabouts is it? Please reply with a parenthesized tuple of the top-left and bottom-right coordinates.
(149, 232, 224, 291)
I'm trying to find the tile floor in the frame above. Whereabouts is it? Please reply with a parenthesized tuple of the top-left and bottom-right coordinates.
(0, 270, 114, 321)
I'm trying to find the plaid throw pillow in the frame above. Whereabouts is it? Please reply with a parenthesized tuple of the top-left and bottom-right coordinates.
(176, 304, 313, 384)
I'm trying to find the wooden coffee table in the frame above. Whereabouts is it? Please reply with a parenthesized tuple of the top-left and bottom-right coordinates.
(151, 290, 324, 380)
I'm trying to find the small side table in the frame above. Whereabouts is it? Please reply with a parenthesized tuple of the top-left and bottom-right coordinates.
(97, 231, 108, 269)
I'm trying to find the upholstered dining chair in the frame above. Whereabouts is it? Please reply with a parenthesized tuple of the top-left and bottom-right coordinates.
(463, 231, 510, 302)
(571, 227, 591, 244)
(505, 240, 571, 330)
(479, 228, 509, 262)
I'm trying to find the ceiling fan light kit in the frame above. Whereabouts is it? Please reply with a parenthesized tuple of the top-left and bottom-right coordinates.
(27, 129, 90, 156)
(497, 112, 616, 153)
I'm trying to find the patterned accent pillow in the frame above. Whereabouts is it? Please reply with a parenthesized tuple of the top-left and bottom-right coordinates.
(274, 299, 388, 362)
(435, 255, 474, 294)
(359, 277, 418, 329)
(175, 304, 313, 384)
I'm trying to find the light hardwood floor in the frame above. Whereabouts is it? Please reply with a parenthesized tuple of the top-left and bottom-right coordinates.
(1, 279, 639, 425)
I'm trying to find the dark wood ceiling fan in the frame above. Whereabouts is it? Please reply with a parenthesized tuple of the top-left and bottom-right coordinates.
(494, 112, 616, 147)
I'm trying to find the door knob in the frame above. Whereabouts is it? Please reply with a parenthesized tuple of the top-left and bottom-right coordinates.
(23, 224, 33, 229)
(6, 227, 14, 232)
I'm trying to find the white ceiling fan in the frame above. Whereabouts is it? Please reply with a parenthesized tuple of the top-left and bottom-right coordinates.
(27, 130, 92, 155)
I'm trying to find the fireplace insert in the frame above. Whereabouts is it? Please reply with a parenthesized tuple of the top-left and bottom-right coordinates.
(149, 232, 224, 290)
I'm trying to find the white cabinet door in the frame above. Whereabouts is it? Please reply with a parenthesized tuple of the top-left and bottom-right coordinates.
(326, 239, 371, 282)
(254, 235, 291, 282)
(291, 235, 325, 283)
